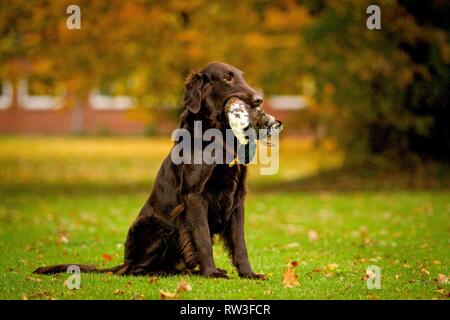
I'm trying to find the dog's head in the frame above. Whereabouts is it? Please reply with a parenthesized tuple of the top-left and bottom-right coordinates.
(182, 62, 282, 143)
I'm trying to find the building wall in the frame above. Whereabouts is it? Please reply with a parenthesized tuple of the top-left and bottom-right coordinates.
(0, 105, 146, 135)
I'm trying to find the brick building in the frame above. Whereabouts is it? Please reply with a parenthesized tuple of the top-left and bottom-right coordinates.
(0, 81, 305, 135)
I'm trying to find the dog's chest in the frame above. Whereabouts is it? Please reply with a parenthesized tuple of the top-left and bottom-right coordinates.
(204, 165, 245, 232)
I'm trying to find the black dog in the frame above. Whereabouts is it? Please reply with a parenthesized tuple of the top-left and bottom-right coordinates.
(34, 62, 282, 279)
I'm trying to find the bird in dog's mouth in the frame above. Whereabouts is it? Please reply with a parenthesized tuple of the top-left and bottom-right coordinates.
(225, 97, 283, 165)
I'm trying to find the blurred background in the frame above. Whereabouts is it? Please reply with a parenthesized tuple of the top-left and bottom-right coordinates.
(0, 0, 449, 189)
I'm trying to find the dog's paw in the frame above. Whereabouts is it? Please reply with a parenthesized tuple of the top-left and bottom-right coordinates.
(216, 268, 228, 275)
(203, 268, 229, 279)
(239, 272, 267, 280)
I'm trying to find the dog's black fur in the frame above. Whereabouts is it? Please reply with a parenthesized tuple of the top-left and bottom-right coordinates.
(34, 62, 280, 279)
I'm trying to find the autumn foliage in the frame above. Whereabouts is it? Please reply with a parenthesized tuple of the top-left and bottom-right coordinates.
(0, 0, 448, 161)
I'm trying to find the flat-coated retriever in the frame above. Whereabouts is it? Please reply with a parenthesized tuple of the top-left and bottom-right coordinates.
(34, 62, 282, 279)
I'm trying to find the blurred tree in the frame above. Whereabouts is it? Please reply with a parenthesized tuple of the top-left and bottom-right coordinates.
(0, 0, 448, 163)
(300, 0, 450, 163)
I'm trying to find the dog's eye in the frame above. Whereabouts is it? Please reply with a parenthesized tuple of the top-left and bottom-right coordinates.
(223, 75, 233, 82)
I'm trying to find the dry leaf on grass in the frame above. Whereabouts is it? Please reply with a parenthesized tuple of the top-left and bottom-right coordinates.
(308, 230, 319, 242)
(114, 289, 125, 295)
(419, 267, 430, 275)
(159, 279, 192, 300)
(56, 230, 69, 244)
(286, 242, 300, 248)
(362, 268, 375, 281)
(148, 276, 158, 284)
(159, 290, 177, 300)
(176, 280, 192, 293)
(325, 263, 338, 271)
(102, 253, 113, 261)
(433, 288, 448, 297)
(26, 276, 43, 282)
(131, 293, 145, 300)
(435, 274, 448, 286)
(283, 261, 299, 288)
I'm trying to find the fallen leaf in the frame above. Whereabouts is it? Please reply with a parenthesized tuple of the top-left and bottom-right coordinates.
(102, 253, 113, 261)
(57, 230, 69, 244)
(131, 293, 145, 300)
(432, 260, 441, 265)
(60, 235, 69, 244)
(148, 276, 158, 284)
(264, 290, 273, 295)
(26, 276, 43, 282)
(114, 289, 125, 295)
(434, 288, 447, 296)
(286, 242, 300, 248)
(283, 261, 299, 288)
(308, 230, 319, 242)
(420, 267, 430, 275)
(359, 226, 368, 240)
(435, 274, 448, 285)
(159, 290, 177, 300)
(176, 280, 192, 293)
(362, 269, 373, 281)
(325, 263, 338, 271)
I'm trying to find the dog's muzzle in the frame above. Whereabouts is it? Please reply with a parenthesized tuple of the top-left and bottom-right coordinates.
(225, 97, 283, 165)
(225, 97, 283, 143)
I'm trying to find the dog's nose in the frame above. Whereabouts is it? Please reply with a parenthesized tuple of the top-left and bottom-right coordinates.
(253, 95, 263, 107)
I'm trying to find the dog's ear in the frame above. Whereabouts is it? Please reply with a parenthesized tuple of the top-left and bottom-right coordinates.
(182, 71, 209, 114)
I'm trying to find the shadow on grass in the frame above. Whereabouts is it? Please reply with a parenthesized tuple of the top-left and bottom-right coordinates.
(2, 163, 449, 196)
(251, 162, 450, 193)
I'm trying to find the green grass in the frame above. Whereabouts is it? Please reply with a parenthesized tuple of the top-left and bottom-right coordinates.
(0, 136, 448, 300)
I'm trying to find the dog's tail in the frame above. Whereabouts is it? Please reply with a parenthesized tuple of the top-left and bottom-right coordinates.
(33, 263, 127, 275)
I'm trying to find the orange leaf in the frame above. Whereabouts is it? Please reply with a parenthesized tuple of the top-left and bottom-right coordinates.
(283, 261, 299, 288)
(420, 267, 430, 275)
(435, 274, 448, 285)
(176, 280, 192, 293)
(102, 253, 113, 261)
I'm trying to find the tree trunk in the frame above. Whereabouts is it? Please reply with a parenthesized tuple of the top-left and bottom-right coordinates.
(71, 98, 84, 134)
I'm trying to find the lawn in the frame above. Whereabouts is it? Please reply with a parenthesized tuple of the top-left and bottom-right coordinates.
(0, 136, 448, 300)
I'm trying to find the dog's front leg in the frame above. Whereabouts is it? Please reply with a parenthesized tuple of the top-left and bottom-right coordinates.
(224, 203, 266, 280)
(186, 193, 228, 278)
